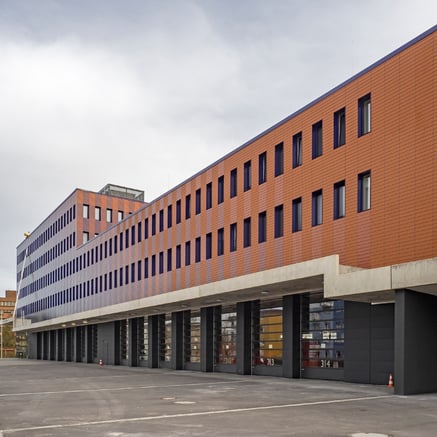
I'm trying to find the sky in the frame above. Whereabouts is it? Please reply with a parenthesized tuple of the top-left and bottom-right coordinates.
(0, 0, 436, 293)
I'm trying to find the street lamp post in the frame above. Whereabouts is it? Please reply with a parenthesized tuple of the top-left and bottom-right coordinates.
(1, 309, 3, 360)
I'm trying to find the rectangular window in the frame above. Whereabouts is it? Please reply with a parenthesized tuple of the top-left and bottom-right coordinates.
(244, 160, 252, 191)
(334, 107, 346, 148)
(206, 182, 212, 209)
(144, 218, 149, 239)
(243, 217, 251, 248)
(159, 251, 164, 274)
(159, 209, 164, 232)
(144, 257, 149, 279)
(292, 132, 302, 168)
(185, 194, 191, 219)
(292, 197, 302, 232)
(358, 171, 371, 212)
(137, 222, 142, 243)
(312, 189, 323, 226)
(230, 168, 237, 198)
(106, 208, 112, 223)
(312, 121, 323, 159)
(258, 152, 267, 184)
(95, 206, 101, 221)
(167, 204, 172, 228)
(176, 245, 181, 269)
(230, 223, 237, 252)
(118, 210, 124, 222)
(206, 232, 212, 260)
(274, 142, 284, 176)
(195, 188, 201, 214)
(131, 263, 135, 283)
(195, 237, 201, 262)
(217, 228, 224, 256)
(185, 241, 191, 266)
(258, 211, 267, 243)
(137, 260, 142, 281)
(83, 204, 89, 219)
(358, 93, 371, 136)
(218, 175, 224, 204)
(167, 248, 172, 272)
(274, 204, 284, 238)
(151, 214, 156, 235)
(151, 254, 156, 276)
(334, 180, 346, 219)
(176, 199, 181, 224)
(131, 225, 135, 246)
(82, 231, 89, 244)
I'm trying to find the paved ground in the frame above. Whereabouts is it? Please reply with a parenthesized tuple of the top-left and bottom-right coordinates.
(1, 359, 437, 436)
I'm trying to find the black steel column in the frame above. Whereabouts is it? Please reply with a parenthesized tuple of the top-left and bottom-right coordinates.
(236, 301, 252, 375)
(200, 306, 214, 372)
(282, 294, 301, 378)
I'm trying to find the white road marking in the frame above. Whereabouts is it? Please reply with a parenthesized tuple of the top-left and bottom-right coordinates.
(0, 379, 248, 398)
(0, 395, 390, 434)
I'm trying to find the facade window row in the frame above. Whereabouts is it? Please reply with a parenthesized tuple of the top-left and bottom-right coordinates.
(83, 204, 124, 223)
(17, 205, 76, 263)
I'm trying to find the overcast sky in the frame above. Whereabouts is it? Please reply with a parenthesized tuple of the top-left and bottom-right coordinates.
(1, 0, 436, 293)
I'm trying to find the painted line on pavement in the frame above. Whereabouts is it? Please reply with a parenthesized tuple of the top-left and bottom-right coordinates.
(0, 395, 391, 434)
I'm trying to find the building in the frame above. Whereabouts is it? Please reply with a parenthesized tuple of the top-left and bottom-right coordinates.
(0, 290, 24, 358)
(14, 26, 437, 395)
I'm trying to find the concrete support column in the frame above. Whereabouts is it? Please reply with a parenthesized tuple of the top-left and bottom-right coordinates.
(200, 307, 214, 372)
(128, 318, 139, 367)
(148, 315, 159, 368)
(282, 294, 301, 378)
(395, 289, 437, 395)
(65, 328, 73, 362)
(75, 327, 82, 362)
(43, 331, 49, 360)
(171, 312, 184, 370)
(85, 325, 93, 363)
(236, 301, 252, 375)
(56, 329, 64, 361)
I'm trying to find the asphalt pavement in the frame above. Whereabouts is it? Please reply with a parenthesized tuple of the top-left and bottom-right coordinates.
(1, 359, 437, 436)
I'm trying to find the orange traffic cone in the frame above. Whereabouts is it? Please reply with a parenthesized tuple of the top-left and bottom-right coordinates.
(388, 373, 394, 388)
(99, 358, 103, 367)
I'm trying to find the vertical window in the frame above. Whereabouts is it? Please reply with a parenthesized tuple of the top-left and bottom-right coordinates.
(206, 182, 212, 209)
(151, 254, 156, 276)
(144, 257, 149, 279)
(292, 197, 302, 232)
(274, 142, 284, 176)
(167, 248, 172, 272)
(334, 108, 346, 148)
(159, 209, 164, 232)
(312, 121, 323, 159)
(106, 208, 112, 223)
(118, 210, 124, 221)
(131, 263, 135, 283)
(292, 132, 302, 168)
(258, 211, 267, 243)
(167, 205, 173, 228)
(137, 222, 142, 243)
(185, 241, 191, 266)
(243, 217, 251, 248)
(82, 232, 89, 244)
(358, 93, 371, 136)
(195, 188, 201, 214)
(125, 229, 130, 248)
(218, 175, 224, 204)
(206, 233, 212, 260)
(83, 204, 89, 219)
(95, 206, 101, 221)
(244, 160, 252, 191)
(195, 237, 201, 262)
(217, 228, 224, 256)
(258, 152, 267, 184)
(230, 168, 237, 198)
(131, 225, 135, 246)
(159, 251, 164, 274)
(152, 214, 156, 235)
(230, 223, 237, 252)
(334, 180, 346, 219)
(176, 200, 181, 224)
(312, 190, 323, 226)
(176, 245, 181, 269)
(144, 218, 149, 239)
(274, 204, 284, 238)
(358, 171, 371, 212)
(185, 194, 191, 219)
